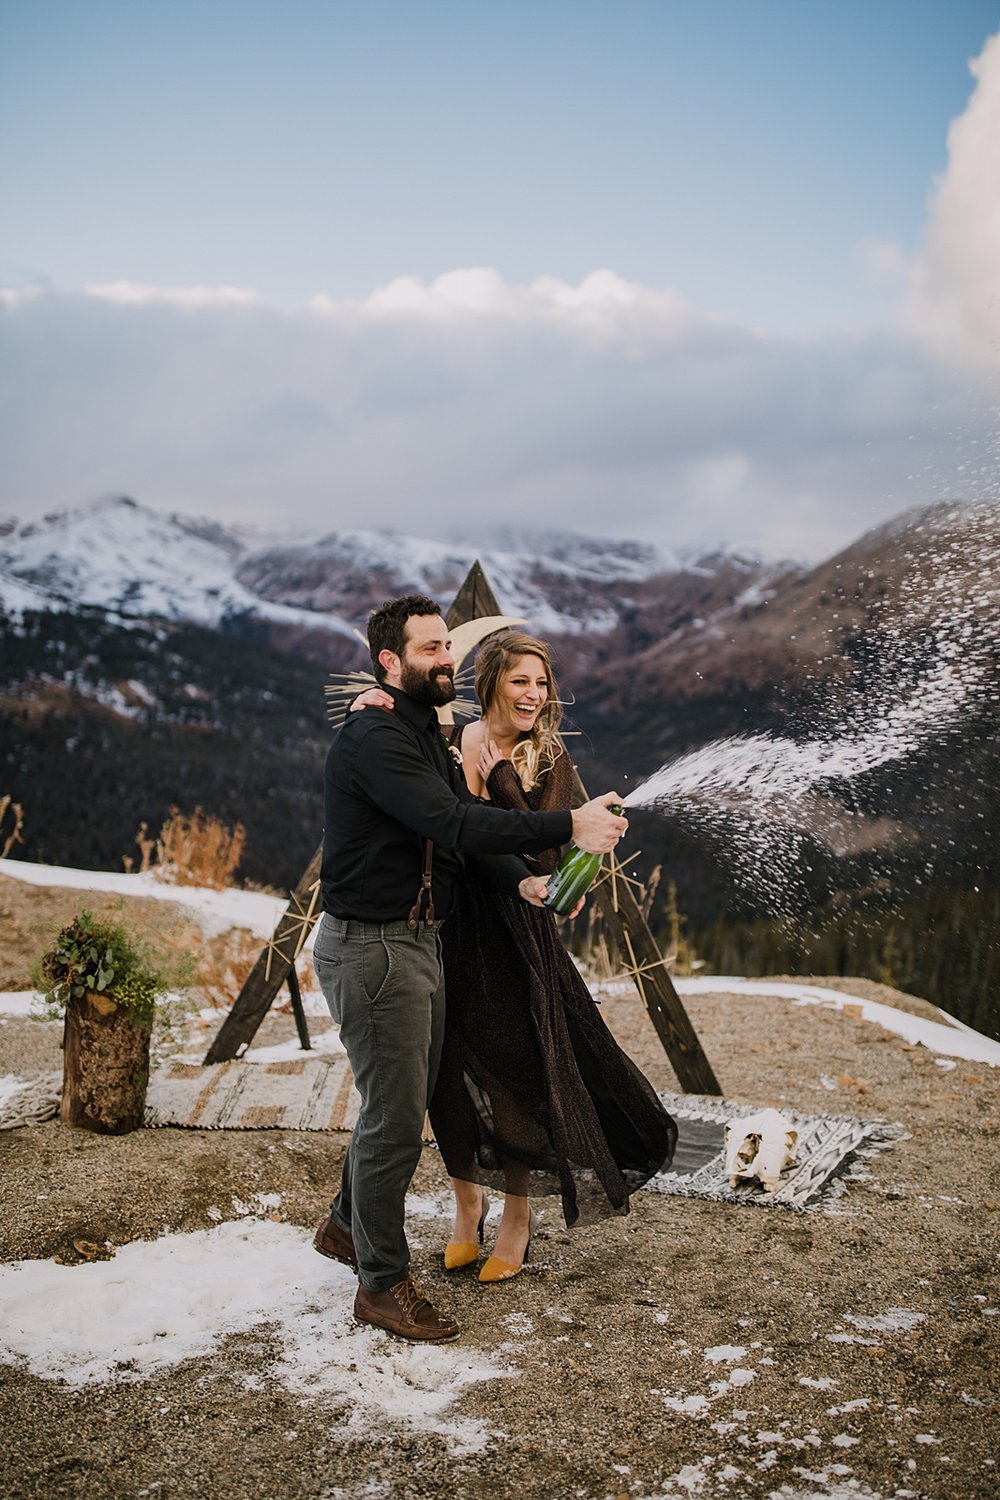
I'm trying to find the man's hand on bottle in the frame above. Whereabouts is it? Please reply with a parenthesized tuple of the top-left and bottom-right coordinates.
(571, 793, 628, 854)
(519, 875, 585, 918)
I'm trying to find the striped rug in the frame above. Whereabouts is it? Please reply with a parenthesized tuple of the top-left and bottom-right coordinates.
(144, 1056, 361, 1133)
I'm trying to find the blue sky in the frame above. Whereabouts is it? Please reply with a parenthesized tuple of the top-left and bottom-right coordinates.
(2, 1, 999, 557)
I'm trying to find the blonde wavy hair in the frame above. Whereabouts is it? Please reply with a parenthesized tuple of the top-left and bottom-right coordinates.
(474, 631, 564, 792)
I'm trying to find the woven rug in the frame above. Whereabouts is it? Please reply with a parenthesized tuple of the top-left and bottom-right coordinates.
(645, 1092, 902, 1213)
(144, 1056, 361, 1132)
(141, 1058, 899, 1212)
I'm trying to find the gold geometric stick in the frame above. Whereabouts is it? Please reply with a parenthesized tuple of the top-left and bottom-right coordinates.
(263, 878, 321, 981)
(592, 847, 645, 913)
(617, 924, 670, 1002)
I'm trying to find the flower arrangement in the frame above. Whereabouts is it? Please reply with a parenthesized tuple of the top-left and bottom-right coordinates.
(34, 908, 182, 1023)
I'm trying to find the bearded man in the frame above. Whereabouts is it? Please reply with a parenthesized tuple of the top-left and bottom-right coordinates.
(312, 594, 625, 1341)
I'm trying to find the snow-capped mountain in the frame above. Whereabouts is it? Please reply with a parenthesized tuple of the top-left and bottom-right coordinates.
(233, 527, 677, 637)
(0, 497, 358, 638)
(0, 495, 786, 640)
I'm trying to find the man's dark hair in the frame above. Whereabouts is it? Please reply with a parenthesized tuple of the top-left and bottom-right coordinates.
(367, 594, 443, 683)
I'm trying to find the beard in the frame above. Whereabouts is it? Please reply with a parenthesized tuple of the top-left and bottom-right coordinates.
(399, 657, 456, 708)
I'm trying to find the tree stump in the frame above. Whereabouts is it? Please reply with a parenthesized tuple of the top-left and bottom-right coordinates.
(61, 991, 152, 1134)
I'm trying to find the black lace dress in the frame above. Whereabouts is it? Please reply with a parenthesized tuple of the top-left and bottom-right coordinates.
(428, 737, 677, 1226)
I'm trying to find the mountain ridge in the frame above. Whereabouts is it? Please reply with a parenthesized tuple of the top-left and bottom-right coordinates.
(0, 494, 799, 643)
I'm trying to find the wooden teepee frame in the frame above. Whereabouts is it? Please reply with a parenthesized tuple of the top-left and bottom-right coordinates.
(205, 562, 721, 1095)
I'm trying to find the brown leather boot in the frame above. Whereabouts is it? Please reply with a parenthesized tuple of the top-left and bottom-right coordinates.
(354, 1276, 460, 1341)
(312, 1215, 358, 1271)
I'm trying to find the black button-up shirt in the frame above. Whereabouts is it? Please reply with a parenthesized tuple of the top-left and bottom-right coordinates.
(320, 686, 573, 923)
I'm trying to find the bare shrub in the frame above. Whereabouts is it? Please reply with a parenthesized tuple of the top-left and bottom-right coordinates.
(127, 820, 156, 874)
(151, 806, 246, 889)
(1, 794, 25, 859)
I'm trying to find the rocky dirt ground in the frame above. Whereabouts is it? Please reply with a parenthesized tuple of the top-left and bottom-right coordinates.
(1, 876, 998, 1500)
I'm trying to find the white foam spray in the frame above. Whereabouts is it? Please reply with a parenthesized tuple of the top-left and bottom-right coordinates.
(623, 502, 1000, 915)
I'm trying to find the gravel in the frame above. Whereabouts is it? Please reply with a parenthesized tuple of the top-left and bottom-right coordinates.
(2, 918, 999, 1498)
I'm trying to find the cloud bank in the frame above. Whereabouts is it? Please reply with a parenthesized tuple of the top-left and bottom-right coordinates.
(1, 34, 997, 560)
(905, 29, 1000, 368)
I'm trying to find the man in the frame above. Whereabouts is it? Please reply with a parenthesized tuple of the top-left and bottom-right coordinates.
(312, 594, 626, 1341)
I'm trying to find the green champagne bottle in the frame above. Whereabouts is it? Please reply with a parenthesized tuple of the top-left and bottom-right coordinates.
(544, 804, 624, 916)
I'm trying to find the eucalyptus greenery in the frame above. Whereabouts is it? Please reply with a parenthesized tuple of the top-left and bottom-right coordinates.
(34, 908, 187, 1023)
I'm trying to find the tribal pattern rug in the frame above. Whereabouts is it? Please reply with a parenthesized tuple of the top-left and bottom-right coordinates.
(645, 1091, 903, 1213)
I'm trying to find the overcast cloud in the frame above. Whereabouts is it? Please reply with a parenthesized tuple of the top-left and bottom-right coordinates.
(904, 28, 1000, 368)
(2, 32, 997, 562)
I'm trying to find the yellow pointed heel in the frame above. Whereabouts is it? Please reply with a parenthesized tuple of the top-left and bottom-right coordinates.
(443, 1190, 489, 1271)
(478, 1209, 535, 1284)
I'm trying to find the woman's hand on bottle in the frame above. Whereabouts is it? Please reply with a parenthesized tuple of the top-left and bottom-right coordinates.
(349, 687, 395, 713)
(518, 875, 585, 917)
(518, 875, 548, 907)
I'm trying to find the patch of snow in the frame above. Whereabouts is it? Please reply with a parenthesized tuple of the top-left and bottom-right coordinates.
(0, 858, 285, 940)
(772, 1482, 884, 1500)
(502, 1313, 535, 1337)
(242, 1026, 345, 1063)
(543, 1305, 574, 1324)
(733, 581, 776, 609)
(646, 1457, 718, 1494)
(0, 1219, 509, 1453)
(662, 1393, 711, 1416)
(0, 993, 44, 1019)
(399, 1194, 449, 1219)
(82, 681, 148, 719)
(668, 977, 1000, 1067)
(0, 497, 357, 638)
(0, 569, 54, 616)
(125, 678, 156, 705)
(844, 1308, 925, 1335)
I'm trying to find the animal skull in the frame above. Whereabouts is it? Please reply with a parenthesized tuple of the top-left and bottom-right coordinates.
(724, 1108, 799, 1192)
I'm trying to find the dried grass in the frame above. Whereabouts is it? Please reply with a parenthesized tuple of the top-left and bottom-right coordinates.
(122, 821, 156, 875)
(1, 794, 26, 859)
(125, 806, 246, 889)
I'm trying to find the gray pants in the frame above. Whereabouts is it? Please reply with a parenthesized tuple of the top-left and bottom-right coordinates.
(312, 913, 446, 1290)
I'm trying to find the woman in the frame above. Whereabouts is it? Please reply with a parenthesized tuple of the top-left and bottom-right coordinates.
(352, 631, 676, 1282)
